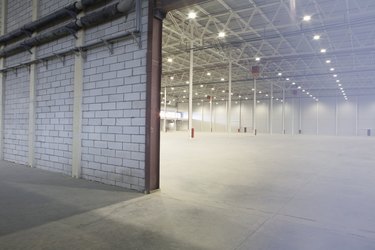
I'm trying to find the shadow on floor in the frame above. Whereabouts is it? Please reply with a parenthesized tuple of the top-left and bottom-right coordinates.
(0, 161, 142, 237)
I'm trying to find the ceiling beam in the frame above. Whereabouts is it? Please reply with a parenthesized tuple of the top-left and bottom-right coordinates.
(158, 0, 210, 12)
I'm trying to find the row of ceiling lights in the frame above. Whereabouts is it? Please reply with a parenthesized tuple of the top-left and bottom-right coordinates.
(164, 14, 327, 104)
(277, 72, 318, 102)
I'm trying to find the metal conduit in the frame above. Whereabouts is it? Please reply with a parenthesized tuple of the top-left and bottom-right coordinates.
(0, 0, 135, 58)
(0, 0, 106, 45)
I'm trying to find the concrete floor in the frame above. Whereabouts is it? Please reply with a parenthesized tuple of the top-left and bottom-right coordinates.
(1, 133, 375, 249)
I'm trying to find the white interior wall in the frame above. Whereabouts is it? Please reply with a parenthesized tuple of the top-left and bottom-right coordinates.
(172, 96, 375, 136)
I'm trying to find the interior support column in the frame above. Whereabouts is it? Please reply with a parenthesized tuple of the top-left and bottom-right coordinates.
(316, 101, 319, 135)
(335, 96, 339, 136)
(163, 87, 167, 132)
(355, 96, 358, 136)
(299, 97, 302, 134)
(209, 97, 213, 132)
(188, 23, 193, 138)
(269, 83, 273, 134)
(291, 98, 295, 135)
(28, 0, 38, 167)
(227, 57, 232, 133)
(282, 85, 285, 134)
(72, 13, 85, 178)
(253, 78, 257, 135)
(0, 0, 7, 160)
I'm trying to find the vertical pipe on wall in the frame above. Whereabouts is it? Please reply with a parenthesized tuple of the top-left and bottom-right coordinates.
(227, 56, 232, 133)
(163, 87, 167, 132)
(0, 0, 7, 160)
(253, 78, 257, 135)
(188, 23, 193, 138)
(269, 83, 273, 134)
(72, 12, 85, 178)
(28, 0, 38, 168)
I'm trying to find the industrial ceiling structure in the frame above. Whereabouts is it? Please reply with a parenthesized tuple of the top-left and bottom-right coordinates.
(161, 0, 375, 106)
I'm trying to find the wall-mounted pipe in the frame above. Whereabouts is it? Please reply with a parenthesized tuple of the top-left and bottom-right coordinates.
(0, 0, 106, 45)
(0, 0, 135, 58)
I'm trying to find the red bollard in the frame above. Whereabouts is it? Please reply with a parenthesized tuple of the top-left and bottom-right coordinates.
(191, 128, 194, 138)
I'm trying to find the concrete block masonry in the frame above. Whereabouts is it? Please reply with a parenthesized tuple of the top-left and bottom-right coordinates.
(1, 0, 149, 192)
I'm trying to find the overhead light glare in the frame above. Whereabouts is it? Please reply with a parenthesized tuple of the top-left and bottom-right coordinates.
(326, 60, 331, 64)
(330, 68, 335, 71)
(303, 15, 312, 21)
(207, 72, 211, 76)
(188, 12, 197, 19)
(218, 32, 226, 38)
(278, 72, 282, 76)
(255, 57, 261, 61)
(170, 76, 174, 80)
(320, 48, 326, 53)
(167, 58, 173, 63)
(313, 35, 320, 40)
(221, 78, 225, 81)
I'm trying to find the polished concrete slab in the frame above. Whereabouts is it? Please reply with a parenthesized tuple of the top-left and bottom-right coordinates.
(1, 133, 375, 249)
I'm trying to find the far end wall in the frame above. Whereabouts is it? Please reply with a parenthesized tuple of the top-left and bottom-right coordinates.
(174, 96, 375, 136)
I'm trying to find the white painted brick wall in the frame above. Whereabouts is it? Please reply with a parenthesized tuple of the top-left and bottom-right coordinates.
(3, 69, 30, 164)
(6, 0, 31, 32)
(81, 1, 148, 191)
(35, 55, 74, 174)
(2, 0, 149, 192)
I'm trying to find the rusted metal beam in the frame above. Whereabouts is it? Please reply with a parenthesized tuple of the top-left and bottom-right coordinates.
(145, 1, 163, 193)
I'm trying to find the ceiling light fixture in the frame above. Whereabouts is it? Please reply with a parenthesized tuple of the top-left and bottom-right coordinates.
(255, 57, 261, 61)
(187, 12, 197, 19)
(278, 72, 282, 76)
(330, 68, 335, 71)
(320, 48, 326, 53)
(170, 76, 174, 80)
(221, 78, 225, 81)
(326, 60, 331, 64)
(218, 31, 226, 38)
(167, 58, 173, 63)
(303, 15, 311, 21)
(207, 72, 211, 76)
(313, 35, 320, 40)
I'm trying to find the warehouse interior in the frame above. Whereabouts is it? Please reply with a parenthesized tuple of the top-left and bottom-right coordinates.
(0, 0, 375, 249)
